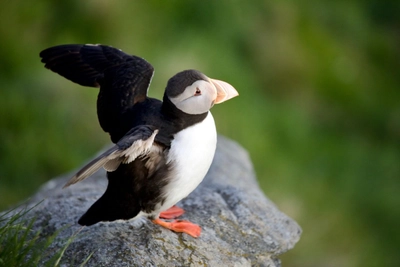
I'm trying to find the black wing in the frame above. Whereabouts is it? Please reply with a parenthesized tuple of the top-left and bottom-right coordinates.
(40, 44, 155, 138)
(63, 125, 159, 188)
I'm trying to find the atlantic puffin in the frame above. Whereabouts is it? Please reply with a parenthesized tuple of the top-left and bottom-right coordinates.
(39, 44, 238, 238)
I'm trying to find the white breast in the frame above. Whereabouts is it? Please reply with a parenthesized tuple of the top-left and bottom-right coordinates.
(159, 112, 217, 213)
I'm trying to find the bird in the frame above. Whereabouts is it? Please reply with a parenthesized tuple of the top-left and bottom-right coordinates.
(39, 44, 238, 238)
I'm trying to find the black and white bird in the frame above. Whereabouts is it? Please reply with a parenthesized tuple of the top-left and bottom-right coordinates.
(39, 44, 238, 237)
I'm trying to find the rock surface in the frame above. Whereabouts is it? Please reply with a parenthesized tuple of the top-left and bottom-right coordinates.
(20, 136, 301, 266)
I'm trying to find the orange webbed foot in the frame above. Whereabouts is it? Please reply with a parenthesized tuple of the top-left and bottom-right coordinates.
(159, 205, 185, 219)
(152, 218, 201, 238)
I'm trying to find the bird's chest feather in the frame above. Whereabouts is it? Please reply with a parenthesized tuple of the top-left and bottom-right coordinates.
(161, 112, 217, 210)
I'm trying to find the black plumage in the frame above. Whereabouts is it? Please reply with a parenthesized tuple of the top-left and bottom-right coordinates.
(40, 44, 211, 225)
(40, 44, 238, 236)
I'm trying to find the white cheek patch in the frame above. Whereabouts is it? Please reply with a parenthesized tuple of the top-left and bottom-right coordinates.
(169, 81, 216, 115)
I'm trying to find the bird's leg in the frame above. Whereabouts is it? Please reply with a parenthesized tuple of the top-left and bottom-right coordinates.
(159, 205, 185, 219)
(152, 219, 201, 238)
(155, 206, 201, 237)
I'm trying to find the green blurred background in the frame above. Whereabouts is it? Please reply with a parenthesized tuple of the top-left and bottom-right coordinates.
(1, 1, 399, 266)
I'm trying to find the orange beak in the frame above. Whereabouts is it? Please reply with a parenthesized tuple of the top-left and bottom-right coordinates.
(209, 78, 239, 104)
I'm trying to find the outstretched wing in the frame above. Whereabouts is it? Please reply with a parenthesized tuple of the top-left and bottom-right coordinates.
(40, 44, 155, 138)
(63, 125, 159, 188)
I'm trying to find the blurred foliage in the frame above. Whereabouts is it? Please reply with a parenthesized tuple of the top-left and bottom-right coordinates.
(0, 0, 399, 266)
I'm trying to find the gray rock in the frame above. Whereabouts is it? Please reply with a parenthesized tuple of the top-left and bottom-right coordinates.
(21, 136, 301, 266)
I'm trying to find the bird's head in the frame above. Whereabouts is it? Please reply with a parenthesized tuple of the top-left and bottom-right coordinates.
(163, 70, 239, 115)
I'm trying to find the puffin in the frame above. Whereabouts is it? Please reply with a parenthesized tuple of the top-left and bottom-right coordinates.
(39, 44, 238, 238)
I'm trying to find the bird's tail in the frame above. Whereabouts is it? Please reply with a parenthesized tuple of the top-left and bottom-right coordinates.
(78, 187, 141, 226)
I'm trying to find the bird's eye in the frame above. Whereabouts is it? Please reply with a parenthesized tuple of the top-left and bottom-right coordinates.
(194, 88, 201, 96)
